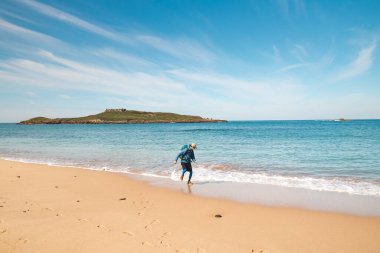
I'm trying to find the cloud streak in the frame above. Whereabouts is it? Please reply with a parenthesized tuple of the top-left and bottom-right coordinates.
(0, 18, 64, 46)
(332, 41, 377, 82)
(20, 0, 130, 43)
(276, 0, 307, 18)
(276, 62, 311, 72)
(136, 35, 215, 64)
(18, 0, 215, 65)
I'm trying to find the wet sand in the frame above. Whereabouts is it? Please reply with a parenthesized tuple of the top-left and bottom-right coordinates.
(1, 159, 380, 253)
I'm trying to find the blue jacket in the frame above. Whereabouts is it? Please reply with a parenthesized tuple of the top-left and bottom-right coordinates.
(175, 148, 196, 164)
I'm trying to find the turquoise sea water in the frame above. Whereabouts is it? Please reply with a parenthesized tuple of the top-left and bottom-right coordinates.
(1, 120, 380, 197)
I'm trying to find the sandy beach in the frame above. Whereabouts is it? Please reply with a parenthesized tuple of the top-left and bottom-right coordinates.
(1, 159, 380, 253)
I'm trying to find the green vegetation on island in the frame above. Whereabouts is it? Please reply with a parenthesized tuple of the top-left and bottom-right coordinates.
(19, 109, 227, 124)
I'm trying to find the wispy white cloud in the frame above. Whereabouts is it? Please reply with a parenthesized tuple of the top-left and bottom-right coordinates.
(332, 41, 377, 82)
(319, 54, 335, 67)
(89, 48, 156, 69)
(0, 50, 187, 99)
(0, 8, 37, 24)
(276, 0, 306, 18)
(167, 68, 264, 96)
(18, 0, 215, 65)
(276, 62, 311, 72)
(136, 35, 215, 64)
(0, 18, 64, 46)
(257, 44, 282, 64)
(291, 43, 308, 61)
(0, 19, 149, 72)
(20, 0, 131, 44)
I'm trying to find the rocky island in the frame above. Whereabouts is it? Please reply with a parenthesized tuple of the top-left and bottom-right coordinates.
(19, 109, 227, 124)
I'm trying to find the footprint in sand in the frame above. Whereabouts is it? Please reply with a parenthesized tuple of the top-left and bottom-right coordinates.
(18, 238, 29, 244)
(160, 231, 172, 238)
(150, 219, 160, 225)
(159, 240, 171, 247)
(122, 231, 135, 236)
(144, 219, 160, 231)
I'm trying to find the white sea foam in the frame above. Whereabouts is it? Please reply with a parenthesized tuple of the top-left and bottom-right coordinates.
(170, 164, 380, 196)
(2, 156, 379, 197)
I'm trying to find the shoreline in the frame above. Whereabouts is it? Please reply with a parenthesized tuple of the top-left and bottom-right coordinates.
(2, 157, 380, 217)
(1, 159, 380, 253)
(137, 174, 380, 217)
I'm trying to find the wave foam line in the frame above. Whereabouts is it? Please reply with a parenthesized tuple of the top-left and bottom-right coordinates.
(2, 156, 379, 197)
(170, 165, 380, 196)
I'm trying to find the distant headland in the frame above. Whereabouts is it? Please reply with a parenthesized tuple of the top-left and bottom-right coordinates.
(18, 109, 227, 124)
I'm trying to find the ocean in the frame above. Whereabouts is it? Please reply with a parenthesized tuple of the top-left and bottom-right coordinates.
(1, 120, 380, 214)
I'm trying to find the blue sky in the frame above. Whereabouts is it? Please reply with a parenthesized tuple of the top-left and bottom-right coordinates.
(0, 0, 379, 122)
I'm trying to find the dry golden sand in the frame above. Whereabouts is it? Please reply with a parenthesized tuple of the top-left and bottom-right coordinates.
(1, 159, 380, 253)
